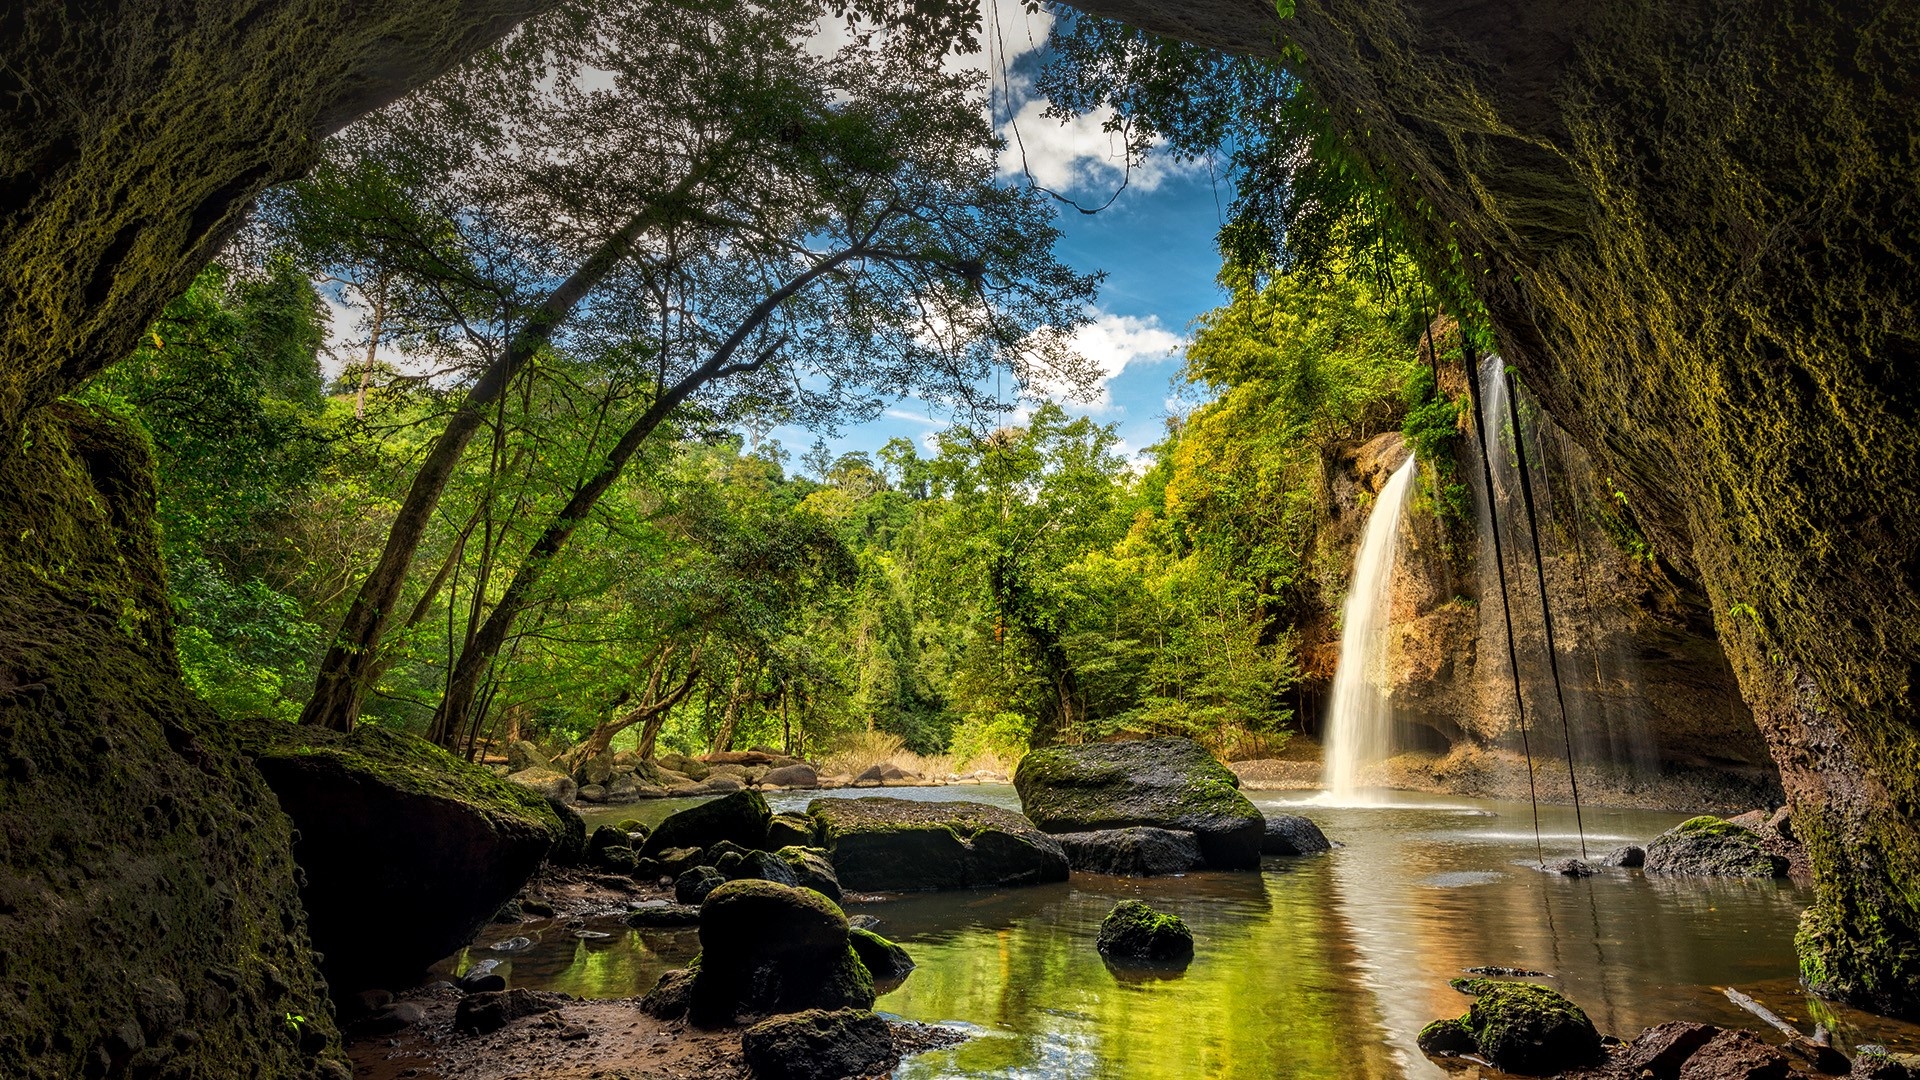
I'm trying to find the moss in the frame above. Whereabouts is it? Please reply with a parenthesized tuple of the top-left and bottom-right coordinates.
(0, 407, 341, 1076)
(848, 926, 914, 981)
(1440, 979, 1601, 1074)
(1417, 1017, 1477, 1056)
(1096, 899, 1195, 962)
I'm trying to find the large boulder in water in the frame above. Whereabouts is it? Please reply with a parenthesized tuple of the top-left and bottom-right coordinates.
(640, 789, 772, 857)
(809, 797, 1069, 891)
(239, 721, 570, 992)
(1096, 899, 1194, 962)
(1014, 738, 1265, 868)
(1421, 979, 1603, 1075)
(683, 880, 875, 1025)
(1644, 816, 1788, 877)
(1055, 827, 1203, 876)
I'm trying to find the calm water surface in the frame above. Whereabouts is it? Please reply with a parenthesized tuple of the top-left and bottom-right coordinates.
(440, 786, 1920, 1078)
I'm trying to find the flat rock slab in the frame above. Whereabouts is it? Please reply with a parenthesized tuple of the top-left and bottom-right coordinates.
(1056, 827, 1203, 876)
(1014, 738, 1266, 868)
(810, 797, 1069, 891)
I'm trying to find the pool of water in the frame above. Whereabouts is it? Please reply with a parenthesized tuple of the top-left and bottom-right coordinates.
(444, 786, 1920, 1078)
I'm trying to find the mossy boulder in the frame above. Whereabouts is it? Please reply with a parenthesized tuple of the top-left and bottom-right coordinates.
(687, 880, 874, 1026)
(1014, 738, 1265, 869)
(848, 927, 914, 983)
(740, 1008, 896, 1080)
(238, 719, 569, 992)
(1644, 816, 1788, 878)
(640, 789, 772, 857)
(767, 811, 818, 849)
(1425, 979, 1603, 1075)
(1096, 899, 1194, 962)
(1055, 827, 1204, 876)
(808, 797, 1069, 892)
(774, 846, 843, 903)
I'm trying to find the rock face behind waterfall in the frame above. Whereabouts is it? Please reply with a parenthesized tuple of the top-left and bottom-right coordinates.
(239, 720, 571, 992)
(1015, 738, 1266, 869)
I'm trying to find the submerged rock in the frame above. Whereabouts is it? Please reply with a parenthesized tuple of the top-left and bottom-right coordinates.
(809, 797, 1069, 891)
(1055, 827, 1204, 876)
(1644, 817, 1788, 878)
(1262, 814, 1333, 856)
(239, 721, 570, 993)
(687, 880, 875, 1025)
(741, 1008, 896, 1080)
(1423, 979, 1602, 1075)
(1014, 737, 1265, 869)
(641, 789, 773, 857)
(1096, 900, 1194, 962)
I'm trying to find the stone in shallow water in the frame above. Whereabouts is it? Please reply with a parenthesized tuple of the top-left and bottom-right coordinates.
(809, 797, 1068, 891)
(1644, 817, 1787, 878)
(1096, 899, 1194, 963)
(1599, 844, 1646, 868)
(740, 1008, 896, 1080)
(641, 790, 772, 857)
(1014, 737, 1265, 869)
(1262, 813, 1333, 856)
(1427, 979, 1602, 1075)
(1055, 827, 1204, 876)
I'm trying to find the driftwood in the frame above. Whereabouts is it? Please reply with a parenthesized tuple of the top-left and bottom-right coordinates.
(1722, 988, 1850, 1074)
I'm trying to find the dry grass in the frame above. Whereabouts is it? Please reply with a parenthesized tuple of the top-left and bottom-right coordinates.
(814, 729, 1013, 780)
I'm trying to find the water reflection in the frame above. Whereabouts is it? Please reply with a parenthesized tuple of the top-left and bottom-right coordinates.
(486, 785, 1920, 1077)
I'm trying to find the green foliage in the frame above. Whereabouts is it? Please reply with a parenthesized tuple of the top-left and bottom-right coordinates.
(1400, 367, 1468, 522)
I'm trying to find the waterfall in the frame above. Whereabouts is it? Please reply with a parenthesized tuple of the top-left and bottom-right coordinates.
(1322, 453, 1418, 802)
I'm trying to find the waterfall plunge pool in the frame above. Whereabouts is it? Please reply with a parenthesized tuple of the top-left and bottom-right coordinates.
(438, 786, 1920, 1077)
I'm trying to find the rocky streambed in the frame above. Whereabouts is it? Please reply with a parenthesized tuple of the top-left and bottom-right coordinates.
(319, 737, 1920, 1079)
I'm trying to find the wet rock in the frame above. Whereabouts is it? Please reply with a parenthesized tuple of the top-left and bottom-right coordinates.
(1014, 738, 1266, 869)
(506, 740, 550, 773)
(1542, 858, 1593, 876)
(577, 783, 607, 803)
(492, 899, 524, 923)
(718, 848, 803, 889)
(453, 988, 558, 1035)
(688, 880, 874, 1025)
(1429, 979, 1602, 1075)
(1599, 845, 1647, 868)
(1055, 827, 1204, 876)
(767, 812, 817, 849)
(774, 846, 843, 903)
(487, 935, 533, 952)
(1678, 1029, 1792, 1080)
(848, 914, 882, 931)
(626, 901, 702, 927)
(238, 722, 569, 992)
(810, 797, 1069, 891)
(640, 790, 773, 857)
(642, 967, 698, 1019)
(604, 774, 641, 803)
(1261, 814, 1333, 856)
(1644, 817, 1788, 878)
(1620, 1021, 1721, 1079)
(506, 767, 578, 804)
(1464, 966, 1548, 978)
(1096, 900, 1194, 962)
(456, 959, 506, 993)
(676, 866, 727, 905)
(356, 1001, 427, 1035)
(1417, 1017, 1478, 1056)
(764, 763, 820, 789)
(848, 927, 914, 982)
(655, 846, 707, 876)
(741, 1008, 896, 1080)
(702, 775, 746, 793)
(586, 824, 635, 866)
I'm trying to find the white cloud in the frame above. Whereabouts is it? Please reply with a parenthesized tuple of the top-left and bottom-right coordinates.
(1030, 311, 1183, 409)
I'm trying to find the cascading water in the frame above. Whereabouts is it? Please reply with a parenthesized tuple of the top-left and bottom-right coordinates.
(1322, 453, 1418, 802)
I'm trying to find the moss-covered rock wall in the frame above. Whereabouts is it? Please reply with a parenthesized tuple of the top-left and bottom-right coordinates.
(1059, 0, 1920, 1016)
(0, 3, 559, 1073)
(0, 406, 343, 1077)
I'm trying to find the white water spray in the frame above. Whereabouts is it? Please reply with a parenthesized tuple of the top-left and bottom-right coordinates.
(1322, 453, 1418, 803)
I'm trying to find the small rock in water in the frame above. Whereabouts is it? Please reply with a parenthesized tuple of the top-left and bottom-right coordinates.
(1261, 814, 1333, 856)
(1541, 858, 1593, 876)
(571, 929, 611, 940)
(1463, 966, 1549, 978)
(1096, 899, 1194, 963)
(1598, 845, 1646, 868)
(487, 935, 533, 953)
